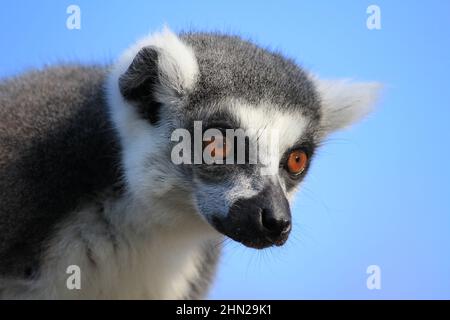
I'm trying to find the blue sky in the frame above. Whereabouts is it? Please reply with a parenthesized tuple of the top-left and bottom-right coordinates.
(1, 0, 449, 299)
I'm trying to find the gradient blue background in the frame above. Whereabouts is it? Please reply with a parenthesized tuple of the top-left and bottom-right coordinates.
(1, 0, 449, 299)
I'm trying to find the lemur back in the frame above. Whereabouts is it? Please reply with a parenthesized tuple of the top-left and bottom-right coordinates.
(0, 66, 220, 299)
(0, 66, 122, 277)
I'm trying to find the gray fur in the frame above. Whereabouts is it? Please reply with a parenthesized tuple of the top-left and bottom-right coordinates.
(181, 33, 321, 120)
(0, 66, 122, 278)
(0, 64, 221, 300)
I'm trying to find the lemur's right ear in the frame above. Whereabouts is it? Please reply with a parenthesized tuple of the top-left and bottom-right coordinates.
(116, 28, 199, 124)
(312, 77, 381, 136)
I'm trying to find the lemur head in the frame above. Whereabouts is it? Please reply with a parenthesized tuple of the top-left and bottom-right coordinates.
(108, 28, 380, 249)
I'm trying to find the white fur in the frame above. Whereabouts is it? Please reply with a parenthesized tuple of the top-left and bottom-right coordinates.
(51, 28, 217, 299)
(311, 76, 381, 134)
(229, 100, 308, 161)
(0, 28, 216, 300)
(106, 27, 199, 213)
(226, 100, 309, 197)
(1, 196, 218, 299)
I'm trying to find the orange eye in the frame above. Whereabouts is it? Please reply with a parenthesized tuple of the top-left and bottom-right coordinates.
(203, 135, 230, 160)
(286, 150, 308, 175)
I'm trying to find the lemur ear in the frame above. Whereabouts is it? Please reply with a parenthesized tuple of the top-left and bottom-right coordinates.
(117, 28, 199, 123)
(313, 78, 381, 134)
(119, 46, 159, 101)
(118, 46, 162, 123)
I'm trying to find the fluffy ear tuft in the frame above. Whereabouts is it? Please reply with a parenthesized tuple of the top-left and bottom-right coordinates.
(313, 78, 381, 134)
(111, 27, 199, 124)
(117, 27, 199, 96)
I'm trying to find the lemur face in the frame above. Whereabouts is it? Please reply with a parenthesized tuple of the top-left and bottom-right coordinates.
(180, 100, 318, 248)
(108, 28, 380, 249)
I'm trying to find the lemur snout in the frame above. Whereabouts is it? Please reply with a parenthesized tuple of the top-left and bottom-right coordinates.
(211, 185, 292, 249)
(260, 207, 292, 240)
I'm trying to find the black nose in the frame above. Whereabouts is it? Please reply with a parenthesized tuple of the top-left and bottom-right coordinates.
(260, 207, 292, 237)
(211, 185, 292, 249)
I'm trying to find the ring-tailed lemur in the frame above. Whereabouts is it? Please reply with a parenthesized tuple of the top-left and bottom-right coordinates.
(0, 28, 379, 299)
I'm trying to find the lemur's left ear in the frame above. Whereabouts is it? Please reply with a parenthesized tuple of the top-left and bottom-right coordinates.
(313, 78, 381, 135)
(115, 28, 198, 123)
